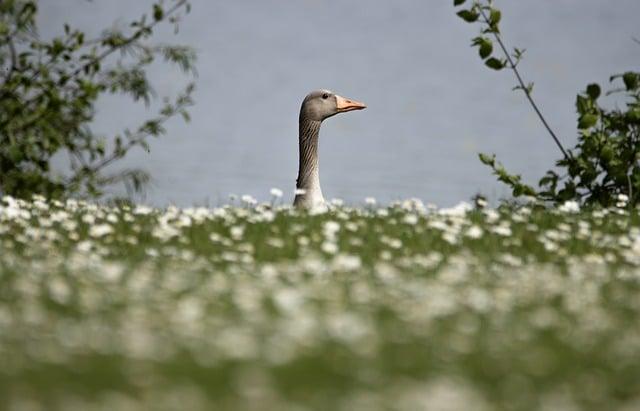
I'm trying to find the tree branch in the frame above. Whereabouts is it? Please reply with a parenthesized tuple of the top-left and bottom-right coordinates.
(478, 5, 571, 161)
(6, 0, 188, 107)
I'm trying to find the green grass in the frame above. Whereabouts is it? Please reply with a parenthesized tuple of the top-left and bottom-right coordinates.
(1, 195, 640, 410)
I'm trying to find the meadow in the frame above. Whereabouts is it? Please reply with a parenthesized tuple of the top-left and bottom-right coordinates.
(1, 194, 640, 411)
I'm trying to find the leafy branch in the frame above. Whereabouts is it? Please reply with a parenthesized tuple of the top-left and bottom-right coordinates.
(456, 0, 570, 161)
(454, 0, 640, 206)
(0, 0, 196, 199)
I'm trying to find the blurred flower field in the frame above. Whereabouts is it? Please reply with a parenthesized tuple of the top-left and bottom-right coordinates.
(2, 194, 640, 410)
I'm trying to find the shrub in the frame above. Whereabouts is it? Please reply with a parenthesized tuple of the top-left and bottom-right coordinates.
(0, 0, 195, 199)
(455, 0, 640, 206)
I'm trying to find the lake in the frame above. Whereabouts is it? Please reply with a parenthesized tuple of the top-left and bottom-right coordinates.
(40, 0, 640, 206)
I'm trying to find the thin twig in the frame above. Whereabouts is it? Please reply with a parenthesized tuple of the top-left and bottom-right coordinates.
(1, 3, 185, 134)
(5, 0, 187, 107)
(1, 36, 18, 82)
(478, 5, 571, 161)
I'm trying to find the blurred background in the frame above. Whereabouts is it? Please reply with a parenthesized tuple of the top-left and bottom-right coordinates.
(40, 0, 640, 207)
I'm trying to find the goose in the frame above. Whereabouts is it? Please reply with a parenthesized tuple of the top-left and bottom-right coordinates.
(294, 89, 366, 208)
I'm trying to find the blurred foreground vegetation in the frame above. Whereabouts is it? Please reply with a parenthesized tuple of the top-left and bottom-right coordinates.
(1, 196, 640, 410)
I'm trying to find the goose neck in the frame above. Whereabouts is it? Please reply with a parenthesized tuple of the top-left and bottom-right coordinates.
(295, 116, 323, 206)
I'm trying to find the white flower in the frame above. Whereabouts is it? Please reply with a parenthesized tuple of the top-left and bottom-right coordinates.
(258, 210, 275, 222)
(403, 214, 419, 225)
(543, 240, 559, 252)
(616, 193, 629, 208)
(274, 288, 303, 312)
(175, 215, 192, 228)
(77, 240, 93, 252)
(230, 225, 245, 240)
(466, 225, 483, 239)
(49, 211, 70, 223)
(377, 208, 389, 217)
(365, 197, 377, 206)
(100, 263, 124, 283)
(381, 236, 402, 249)
(89, 224, 113, 238)
(82, 214, 96, 224)
(323, 221, 340, 237)
(151, 223, 180, 242)
(345, 222, 358, 232)
(559, 200, 580, 213)
(48, 278, 70, 304)
(491, 225, 512, 237)
(267, 238, 284, 248)
(270, 188, 283, 198)
(309, 203, 329, 215)
(321, 241, 338, 254)
(439, 202, 472, 217)
(443, 232, 458, 245)
(333, 254, 362, 271)
(61, 220, 78, 232)
(134, 205, 153, 215)
(241, 195, 257, 205)
(483, 209, 500, 223)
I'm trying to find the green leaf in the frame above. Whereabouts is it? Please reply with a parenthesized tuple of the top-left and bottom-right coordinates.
(454, 0, 466, 5)
(512, 48, 526, 60)
(478, 153, 495, 166)
(153, 4, 164, 21)
(471, 37, 493, 59)
(489, 9, 502, 26)
(140, 140, 151, 153)
(479, 39, 493, 59)
(578, 113, 598, 129)
(586, 83, 601, 100)
(601, 145, 614, 162)
(626, 109, 640, 123)
(457, 9, 479, 22)
(539, 172, 558, 187)
(8, 146, 24, 163)
(485, 57, 505, 70)
(526, 82, 534, 94)
(623, 72, 639, 91)
(576, 95, 590, 115)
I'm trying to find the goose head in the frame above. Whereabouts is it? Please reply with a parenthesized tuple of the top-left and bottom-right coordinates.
(300, 89, 366, 122)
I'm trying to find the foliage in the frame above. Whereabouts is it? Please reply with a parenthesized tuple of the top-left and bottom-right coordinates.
(0, 0, 195, 199)
(455, 0, 640, 206)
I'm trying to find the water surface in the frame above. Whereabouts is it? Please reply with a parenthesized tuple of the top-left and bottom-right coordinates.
(40, 0, 640, 206)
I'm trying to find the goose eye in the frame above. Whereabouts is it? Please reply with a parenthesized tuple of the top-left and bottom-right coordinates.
(322, 93, 329, 100)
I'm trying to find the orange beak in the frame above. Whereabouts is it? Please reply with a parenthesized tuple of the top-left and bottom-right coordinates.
(335, 95, 367, 113)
